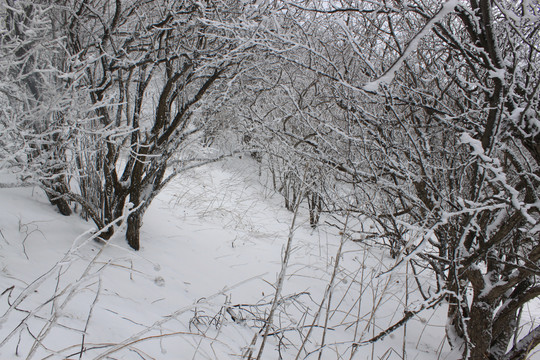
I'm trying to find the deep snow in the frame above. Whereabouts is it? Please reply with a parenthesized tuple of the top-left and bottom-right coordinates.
(1, 157, 532, 359)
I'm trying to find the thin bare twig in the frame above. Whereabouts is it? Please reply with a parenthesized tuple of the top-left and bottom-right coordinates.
(255, 189, 304, 360)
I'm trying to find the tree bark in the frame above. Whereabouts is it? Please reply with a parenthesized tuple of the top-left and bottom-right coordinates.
(43, 178, 72, 216)
(468, 298, 495, 359)
(126, 211, 141, 251)
(502, 325, 540, 360)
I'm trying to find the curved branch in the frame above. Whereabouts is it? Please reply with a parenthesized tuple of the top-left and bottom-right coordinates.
(502, 325, 540, 360)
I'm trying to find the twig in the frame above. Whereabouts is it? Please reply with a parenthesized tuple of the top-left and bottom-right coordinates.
(94, 273, 266, 359)
(78, 278, 102, 359)
(317, 212, 349, 360)
(353, 294, 444, 347)
(294, 213, 349, 360)
(255, 189, 303, 360)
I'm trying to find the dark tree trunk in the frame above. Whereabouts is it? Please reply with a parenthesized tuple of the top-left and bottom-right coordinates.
(126, 211, 141, 250)
(308, 191, 322, 228)
(43, 177, 72, 216)
(126, 156, 143, 250)
(46, 192, 72, 216)
(468, 297, 495, 359)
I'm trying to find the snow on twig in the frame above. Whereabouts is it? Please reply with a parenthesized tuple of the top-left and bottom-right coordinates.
(363, 0, 459, 91)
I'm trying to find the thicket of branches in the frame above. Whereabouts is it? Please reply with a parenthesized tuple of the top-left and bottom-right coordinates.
(1, 0, 255, 249)
(230, 1, 540, 358)
(1, 0, 538, 359)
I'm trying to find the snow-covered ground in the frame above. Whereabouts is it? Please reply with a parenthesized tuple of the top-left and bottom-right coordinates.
(0, 157, 485, 359)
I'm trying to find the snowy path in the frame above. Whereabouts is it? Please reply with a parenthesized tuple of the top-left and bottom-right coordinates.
(0, 158, 452, 359)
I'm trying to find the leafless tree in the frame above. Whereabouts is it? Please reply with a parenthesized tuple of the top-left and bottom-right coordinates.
(238, 1, 540, 358)
(1, 0, 256, 249)
(1, 0, 74, 215)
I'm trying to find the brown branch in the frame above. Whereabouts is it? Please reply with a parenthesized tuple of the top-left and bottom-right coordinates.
(156, 67, 226, 146)
(353, 295, 443, 347)
(502, 324, 540, 360)
(152, 62, 193, 135)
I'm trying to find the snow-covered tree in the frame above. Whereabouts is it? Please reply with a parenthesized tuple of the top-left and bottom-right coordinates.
(2, 0, 264, 250)
(0, 0, 75, 215)
(4, 0, 256, 250)
(238, 1, 540, 358)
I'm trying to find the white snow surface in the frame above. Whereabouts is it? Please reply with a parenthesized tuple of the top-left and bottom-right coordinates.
(0, 158, 463, 359)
